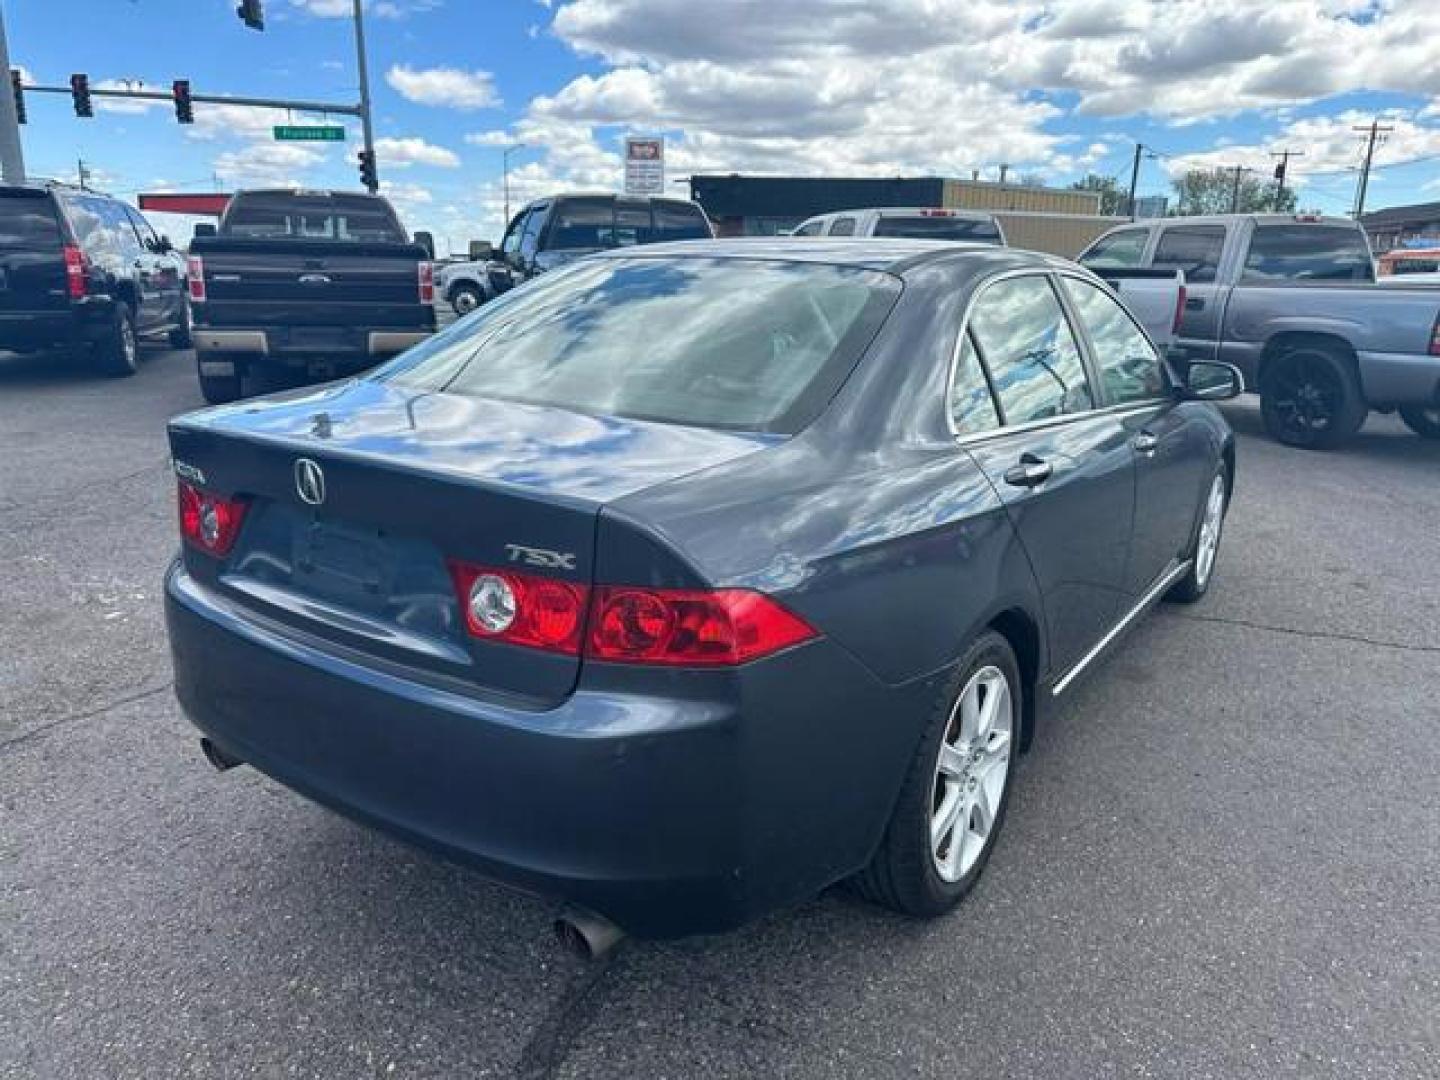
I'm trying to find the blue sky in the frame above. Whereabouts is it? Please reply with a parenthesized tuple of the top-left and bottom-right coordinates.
(9, 1, 1440, 252)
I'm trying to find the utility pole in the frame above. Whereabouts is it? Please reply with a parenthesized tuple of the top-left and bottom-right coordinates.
(1352, 119, 1392, 219)
(1270, 149, 1303, 204)
(351, 0, 377, 192)
(1126, 142, 1144, 220)
(0, 3, 26, 184)
(1227, 165, 1253, 213)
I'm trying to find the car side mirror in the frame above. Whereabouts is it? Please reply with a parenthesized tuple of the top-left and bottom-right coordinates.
(1181, 360, 1243, 401)
(413, 230, 435, 259)
(193, 222, 217, 238)
(469, 240, 494, 260)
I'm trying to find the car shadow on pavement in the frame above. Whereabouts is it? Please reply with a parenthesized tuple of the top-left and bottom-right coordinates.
(1218, 397, 1440, 468)
(0, 348, 103, 387)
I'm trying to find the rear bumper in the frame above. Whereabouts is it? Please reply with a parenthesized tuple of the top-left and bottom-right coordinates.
(164, 563, 926, 938)
(1357, 350, 1440, 407)
(193, 328, 431, 357)
(0, 300, 113, 352)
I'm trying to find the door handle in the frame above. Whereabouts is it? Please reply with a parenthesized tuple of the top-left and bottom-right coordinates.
(1185, 297, 1205, 310)
(1003, 458, 1053, 488)
(1133, 430, 1160, 455)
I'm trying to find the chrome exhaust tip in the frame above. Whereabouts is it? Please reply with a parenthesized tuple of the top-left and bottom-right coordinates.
(554, 906, 625, 961)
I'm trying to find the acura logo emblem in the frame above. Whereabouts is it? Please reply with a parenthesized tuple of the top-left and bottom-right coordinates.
(294, 458, 326, 506)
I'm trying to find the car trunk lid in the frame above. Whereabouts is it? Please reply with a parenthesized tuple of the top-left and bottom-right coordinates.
(168, 378, 775, 704)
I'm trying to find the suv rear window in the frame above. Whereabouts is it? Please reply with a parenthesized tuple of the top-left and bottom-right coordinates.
(378, 257, 899, 433)
(547, 199, 710, 250)
(0, 194, 61, 248)
(1242, 225, 1375, 282)
(873, 216, 1002, 243)
(222, 194, 406, 243)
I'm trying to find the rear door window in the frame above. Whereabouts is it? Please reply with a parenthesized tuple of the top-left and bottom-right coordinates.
(828, 217, 857, 237)
(1152, 226, 1225, 283)
(1080, 228, 1149, 268)
(546, 199, 610, 250)
(64, 195, 143, 259)
(0, 194, 61, 248)
(792, 220, 824, 237)
(1242, 225, 1375, 282)
(968, 274, 1093, 424)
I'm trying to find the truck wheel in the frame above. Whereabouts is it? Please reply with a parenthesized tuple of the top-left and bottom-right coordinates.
(449, 283, 483, 315)
(197, 357, 243, 405)
(1398, 405, 1440, 440)
(96, 304, 139, 377)
(852, 631, 1019, 917)
(1259, 345, 1367, 450)
(168, 300, 194, 349)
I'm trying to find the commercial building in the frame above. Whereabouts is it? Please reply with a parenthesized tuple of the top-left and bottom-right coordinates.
(686, 174, 1119, 256)
(1360, 201, 1440, 252)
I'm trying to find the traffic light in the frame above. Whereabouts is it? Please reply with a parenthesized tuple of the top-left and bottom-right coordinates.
(236, 0, 264, 30)
(357, 149, 377, 191)
(70, 73, 92, 118)
(172, 79, 194, 124)
(10, 69, 24, 125)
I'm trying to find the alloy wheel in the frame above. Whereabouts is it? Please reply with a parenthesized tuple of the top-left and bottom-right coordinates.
(1268, 356, 1340, 441)
(930, 665, 1013, 883)
(1195, 473, 1226, 587)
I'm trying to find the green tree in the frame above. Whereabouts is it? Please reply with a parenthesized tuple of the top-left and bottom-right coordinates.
(1170, 168, 1298, 215)
(1069, 173, 1127, 216)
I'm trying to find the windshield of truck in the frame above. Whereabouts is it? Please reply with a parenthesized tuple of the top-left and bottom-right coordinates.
(222, 194, 407, 244)
(872, 215, 1003, 244)
(1242, 225, 1375, 282)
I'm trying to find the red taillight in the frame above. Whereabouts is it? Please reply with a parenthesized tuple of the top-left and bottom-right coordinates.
(587, 587, 816, 666)
(1429, 313, 1440, 357)
(445, 562, 818, 665)
(919, 208, 956, 218)
(62, 244, 87, 299)
(448, 561, 588, 655)
(186, 255, 206, 303)
(418, 261, 434, 304)
(177, 481, 248, 557)
(1174, 282, 1187, 334)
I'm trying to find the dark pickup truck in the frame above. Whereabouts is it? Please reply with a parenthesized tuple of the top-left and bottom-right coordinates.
(187, 189, 436, 403)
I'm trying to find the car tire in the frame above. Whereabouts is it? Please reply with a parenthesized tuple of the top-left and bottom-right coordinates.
(1398, 405, 1440, 439)
(168, 300, 194, 349)
(1259, 345, 1367, 450)
(852, 631, 1020, 917)
(449, 283, 484, 316)
(198, 357, 243, 405)
(1167, 462, 1229, 604)
(96, 303, 139, 377)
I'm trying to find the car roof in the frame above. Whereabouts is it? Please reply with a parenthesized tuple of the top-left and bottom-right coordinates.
(809, 207, 996, 219)
(522, 192, 699, 208)
(589, 237, 1065, 274)
(1119, 213, 1358, 228)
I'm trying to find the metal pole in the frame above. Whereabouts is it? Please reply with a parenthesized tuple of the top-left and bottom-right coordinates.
(0, 3, 26, 184)
(503, 143, 524, 224)
(1229, 166, 1244, 213)
(1126, 143, 1142, 220)
(23, 83, 363, 116)
(352, 0, 377, 192)
(1351, 120, 1390, 219)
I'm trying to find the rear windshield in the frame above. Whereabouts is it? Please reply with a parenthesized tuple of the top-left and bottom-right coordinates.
(1242, 225, 1375, 282)
(377, 257, 899, 433)
(872, 216, 1003, 244)
(0, 194, 61, 248)
(547, 198, 710, 250)
(221, 194, 406, 243)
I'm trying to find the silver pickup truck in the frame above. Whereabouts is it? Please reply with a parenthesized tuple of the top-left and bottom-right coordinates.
(1080, 214, 1440, 448)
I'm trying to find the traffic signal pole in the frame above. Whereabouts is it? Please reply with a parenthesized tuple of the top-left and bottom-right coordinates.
(0, 4, 27, 184)
(351, 0, 377, 193)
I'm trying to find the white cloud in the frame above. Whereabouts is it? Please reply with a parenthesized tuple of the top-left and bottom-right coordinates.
(385, 65, 500, 110)
(92, 79, 166, 115)
(212, 142, 327, 188)
(374, 136, 460, 168)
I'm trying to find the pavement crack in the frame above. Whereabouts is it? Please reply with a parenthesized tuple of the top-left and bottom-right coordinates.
(1162, 609, 1440, 656)
(513, 948, 624, 1080)
(0, 681, 173, 754)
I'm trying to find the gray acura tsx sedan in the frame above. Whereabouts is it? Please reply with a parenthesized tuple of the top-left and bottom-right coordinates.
(165, 239, 1238, 942)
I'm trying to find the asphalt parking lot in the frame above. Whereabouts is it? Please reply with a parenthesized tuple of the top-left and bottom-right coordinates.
(2, 345, 1438, 1080)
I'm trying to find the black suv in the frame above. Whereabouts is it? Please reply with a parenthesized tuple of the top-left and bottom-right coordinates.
(494, 194, 712, 291)
(0, 182, 190, 375)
